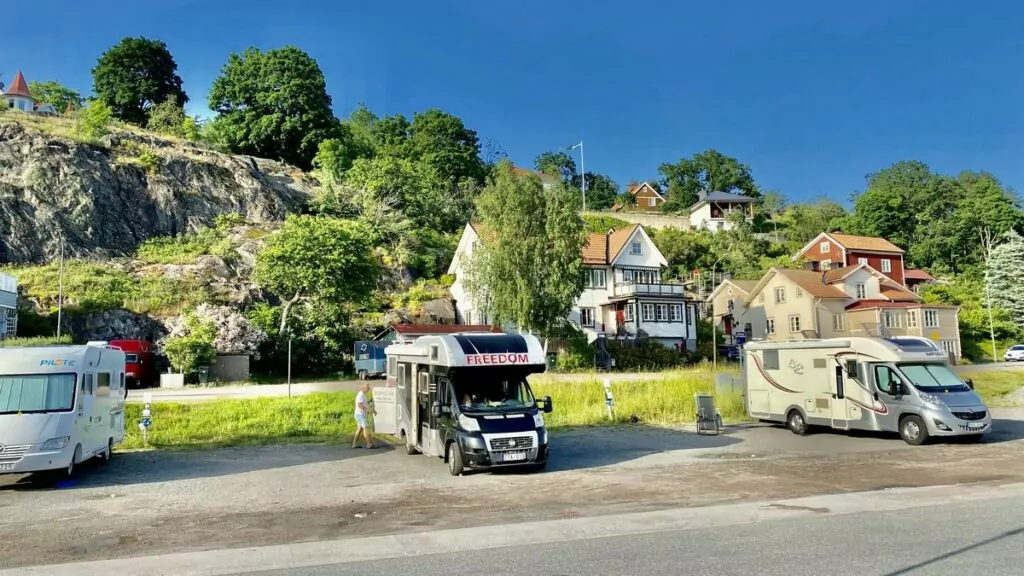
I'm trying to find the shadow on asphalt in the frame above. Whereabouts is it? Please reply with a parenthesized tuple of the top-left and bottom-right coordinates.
(491, 424, 745, 474)
(756, 417, 1024, 445)
(0, 443, 393, 492)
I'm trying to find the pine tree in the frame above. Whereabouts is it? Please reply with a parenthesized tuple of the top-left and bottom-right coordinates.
(987, 230, 1024, 328)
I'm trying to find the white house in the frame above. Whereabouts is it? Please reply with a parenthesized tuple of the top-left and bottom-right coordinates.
(1, 71, 58, 116)
(447, 223, 700, 351)
(688, 191, 755, 231)
(0, 273, 18, 340)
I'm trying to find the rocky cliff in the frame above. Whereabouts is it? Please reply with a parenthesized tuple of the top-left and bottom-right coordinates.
(0, 119, 317, 264)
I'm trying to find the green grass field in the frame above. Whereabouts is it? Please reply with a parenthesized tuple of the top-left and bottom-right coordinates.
(121, 367, 1022, 450)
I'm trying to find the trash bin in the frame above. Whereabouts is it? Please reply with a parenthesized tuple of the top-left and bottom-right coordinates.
(197, 365, 210, 386)
(546, 353, 557, 370)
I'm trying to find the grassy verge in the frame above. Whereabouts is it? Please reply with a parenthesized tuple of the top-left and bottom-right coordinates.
(122, 370, 744, 450)
(967, 369, 1024, 406)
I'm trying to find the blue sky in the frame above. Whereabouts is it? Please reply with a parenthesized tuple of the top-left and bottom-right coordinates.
(5, 0, 1023, 202)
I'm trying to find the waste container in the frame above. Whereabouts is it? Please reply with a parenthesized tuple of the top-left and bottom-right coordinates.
(546, 352, 557, 370)
(197, 365, 210, 386)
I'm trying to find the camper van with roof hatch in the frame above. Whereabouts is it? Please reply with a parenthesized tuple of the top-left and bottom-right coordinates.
(378, 332, 552, 476)
(742, 336, 991, 445)
(0, 342, 127, 477)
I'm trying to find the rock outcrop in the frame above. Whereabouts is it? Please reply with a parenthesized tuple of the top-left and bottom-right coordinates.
(0, 120, 316, 264)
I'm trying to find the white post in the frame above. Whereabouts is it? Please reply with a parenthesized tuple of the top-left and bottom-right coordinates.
(984, 267, 998, 362)
(571, 141, 586, 211)
(287, 336, 293, 397)
(603, 379, 614, 420)
(56, 237, 65, 340)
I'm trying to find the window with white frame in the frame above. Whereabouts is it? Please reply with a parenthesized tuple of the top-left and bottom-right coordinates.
(788, 315, 801, 333)
(795, 287, 803, 298)
(858, 257, 868, 266)
(656, 304, 669, 322)
(855, 283, 866, 299)
(622, 269, 633, 283)
(624, 303, 635, 322)
(941, 340, 957, 355)
(907, 310, 919, 328)
(758, 292, 765, 303)
(881, 259, 892, 273)
(647, 197, 657, 207)
(833, 313, 846, 332)
(883, 310, 902, 328)
(820, 242, 830, 253)
(630, 241, 642, 256)
(767, 318, 776, 334)
(670, 304, 683, 321)
(774, 287, 786, 303)
(727, 298, 735, 311)
(642, 303, 655, 322)
(585, 268, 607, 289)
(821, 260, 832, 270)
(580, 307, 595, 327)
(923, 309, 939, 327)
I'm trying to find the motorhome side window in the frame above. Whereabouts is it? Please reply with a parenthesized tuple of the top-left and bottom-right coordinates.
(762, 350, 780, 370)
(388, 357, 397, 379)
(96, 373, 111, 397)
(873, 365, 902, 393)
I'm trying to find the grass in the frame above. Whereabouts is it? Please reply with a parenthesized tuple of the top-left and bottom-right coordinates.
(966, 369, 1024, 406)
(0, 335, 73, 347)
(121, 369, 746, 450)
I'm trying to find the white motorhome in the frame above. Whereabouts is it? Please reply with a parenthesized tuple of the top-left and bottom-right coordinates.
(742, 336, 991, 445)
(378, 332, 552, 476)
(0, 342, 127, 477)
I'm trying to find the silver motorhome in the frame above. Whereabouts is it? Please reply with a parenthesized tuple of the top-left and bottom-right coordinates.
(742, 336, 991, 445)
(0, 342, 127, 477)
(375, 332, 552, 476)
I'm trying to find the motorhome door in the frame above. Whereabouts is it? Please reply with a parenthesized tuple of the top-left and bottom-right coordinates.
(371, 386, 396, 435)
(77, 373, 96, 455)
(830, 360, 849, 430)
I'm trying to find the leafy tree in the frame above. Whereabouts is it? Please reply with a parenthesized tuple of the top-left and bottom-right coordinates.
(658, 149, 759, 211)
(312, 123, 374, 179)
(75, 99, 113, 139)
(534, 151, 577, 183)
(92, 36, 188, 125)
(776, 197, 846, 247)
(146, 99, 188, 137)
(462, 160, 587, 337)
(27, 80, 84, 113)
(575, 172, 619, 211)
(987, 230, 1024, 328)
(158, 312, 216, 376)
(208, 46, 337, 169)
(254, 215, 379, 333)
(408, 109, 485, 184)
(758, 190, 787, 239)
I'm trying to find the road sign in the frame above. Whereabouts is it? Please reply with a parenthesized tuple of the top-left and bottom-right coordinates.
(735, 331, 747, 345)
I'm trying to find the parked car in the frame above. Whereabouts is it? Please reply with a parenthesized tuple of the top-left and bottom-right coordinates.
(1004, 344, 1024, 362)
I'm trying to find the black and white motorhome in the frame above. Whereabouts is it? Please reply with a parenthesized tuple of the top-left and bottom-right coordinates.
(376, 332, 552, 476)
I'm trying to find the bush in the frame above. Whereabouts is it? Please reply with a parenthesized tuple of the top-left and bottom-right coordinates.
(605, 339, 685, 371)
(582, 214, 631, 234)
(159, 312, 217, 375)
(136, 228, 221, 264)
(0, 335, 73, 347)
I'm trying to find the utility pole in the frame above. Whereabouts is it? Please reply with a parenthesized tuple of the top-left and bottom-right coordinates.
(570, 141, 586, 211)
(56, 235, 65, 339)
(287, 334, 293, 398)
(981, 228, 998, 362)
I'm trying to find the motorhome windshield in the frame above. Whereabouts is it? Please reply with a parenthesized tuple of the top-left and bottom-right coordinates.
(0, 373, 77, 415)
(455, 377, 536, 412)
(896, 363, 971, 393)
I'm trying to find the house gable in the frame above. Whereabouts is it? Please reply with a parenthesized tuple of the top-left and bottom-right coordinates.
(794, 232, 846, 264)
(447, 223, 481, 275)
(609, 225, 668, 268)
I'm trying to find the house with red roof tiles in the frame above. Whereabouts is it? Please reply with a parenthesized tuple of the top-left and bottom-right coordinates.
(795, 231, 909, 285)
(1, 71, 58, 116)
(447, 222, 700, 350)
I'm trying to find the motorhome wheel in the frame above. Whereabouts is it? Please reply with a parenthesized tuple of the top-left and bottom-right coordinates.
(899, 415, 929, 446)
(447, 442, 464, 476)
(101, 439, 113, 464)
(787, 410, 808, 435)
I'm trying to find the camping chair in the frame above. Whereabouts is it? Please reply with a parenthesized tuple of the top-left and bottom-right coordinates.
(695, 393, 722, 435)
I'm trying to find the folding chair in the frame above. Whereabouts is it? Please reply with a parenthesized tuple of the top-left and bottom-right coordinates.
(695, 393, 722, 435)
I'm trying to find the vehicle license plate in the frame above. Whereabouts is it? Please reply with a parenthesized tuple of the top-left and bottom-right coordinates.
(966, 422, 985, 431)
(0, 463, 15, 471)
(503, 452, 527, 462)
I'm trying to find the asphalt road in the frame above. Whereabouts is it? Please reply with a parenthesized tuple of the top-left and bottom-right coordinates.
(16, 482, 1024, 576)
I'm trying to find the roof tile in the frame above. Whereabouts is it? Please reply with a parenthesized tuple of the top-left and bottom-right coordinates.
(828, 233, 905, 254)
(4, 71, 32, 99)
(775, 268, 849, 298)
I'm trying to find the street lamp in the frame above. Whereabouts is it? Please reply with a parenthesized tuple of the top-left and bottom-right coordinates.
(709, 256, 727, 371)
(569, 141, 586, 211)
(56, 234, 65, 340)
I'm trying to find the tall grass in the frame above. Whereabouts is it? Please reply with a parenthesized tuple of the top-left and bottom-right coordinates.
(968, 369, 1024, 406)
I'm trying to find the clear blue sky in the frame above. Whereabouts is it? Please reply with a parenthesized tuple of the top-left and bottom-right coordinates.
(6, 0, 1023, 202)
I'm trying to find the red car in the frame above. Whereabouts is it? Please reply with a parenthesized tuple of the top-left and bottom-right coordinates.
(109, 339, 157, 388)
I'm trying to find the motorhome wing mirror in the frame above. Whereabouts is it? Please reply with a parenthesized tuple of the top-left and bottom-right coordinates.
(966, 378, 975, 390)
(542, 395, 553, 413)
(431, 402, 444, 418)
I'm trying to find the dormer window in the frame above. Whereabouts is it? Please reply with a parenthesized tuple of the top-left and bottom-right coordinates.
(855, 283, 866, 299)
(630, 241, 642, 256)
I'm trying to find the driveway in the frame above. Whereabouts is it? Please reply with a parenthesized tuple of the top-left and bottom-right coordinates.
(2, 408, 1024, 569)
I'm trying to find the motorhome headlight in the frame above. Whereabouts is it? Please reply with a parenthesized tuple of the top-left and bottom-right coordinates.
(533, 412, 545, 428)
(458, 414, 480, 432)
(919, 393, 947, 410)
(41, 436, 70, 451)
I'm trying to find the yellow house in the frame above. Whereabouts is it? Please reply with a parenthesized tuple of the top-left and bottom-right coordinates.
(708, 264, 963, 360)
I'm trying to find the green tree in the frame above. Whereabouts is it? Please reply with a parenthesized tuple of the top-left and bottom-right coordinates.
(160, 312, 216, 376)
(146, 99, 187, 137)
(658, 149, 759, 211)
(462, 161, 587, 337)
(758, 190, 787, 239)
(408, 109, 485, 184)
(575, 172, 619, 211)
(208, 46, 337, 169)
(76, 99, 113, 139)
(534, 151, 577, 183)
(987, 230, 1024, 328)
(26, 80, 83, 113)
(254, 215, 379, 333)
(92, 36, 188, 125)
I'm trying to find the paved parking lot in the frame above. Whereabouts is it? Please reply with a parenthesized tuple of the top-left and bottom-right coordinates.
(2, 409, 1023, 568)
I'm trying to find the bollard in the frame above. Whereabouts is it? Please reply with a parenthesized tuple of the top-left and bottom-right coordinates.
(603, 379, 615, 420)
(138, 393, 153, 447)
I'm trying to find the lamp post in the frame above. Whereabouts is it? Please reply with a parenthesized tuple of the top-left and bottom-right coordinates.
(570, 141, 586, 211)
(56, 235, 65, 340)
(709, 256, 727, 371)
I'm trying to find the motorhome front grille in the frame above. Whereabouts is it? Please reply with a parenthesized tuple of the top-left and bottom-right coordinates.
(0, 444, 30, 463)
(489, 436, 534, 452)
(952, 410, 987, 421)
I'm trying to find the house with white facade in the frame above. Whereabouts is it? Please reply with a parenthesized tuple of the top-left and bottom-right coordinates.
(447, 223, 700, 351)
(1, 71, 58, 116)
(688, 191, 755, 231)
(0, 273, 18, 340)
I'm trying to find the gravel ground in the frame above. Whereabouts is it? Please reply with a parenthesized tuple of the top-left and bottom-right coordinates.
(2, 408, 1023, 568)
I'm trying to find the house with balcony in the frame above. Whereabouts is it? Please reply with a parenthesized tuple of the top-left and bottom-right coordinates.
(0, 273, 18, 340)
(708, 263, 963, 360)
(688, 191, 755, 231)
(447, 223, 700, 351)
